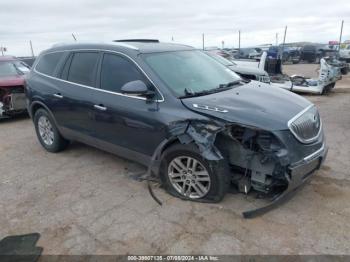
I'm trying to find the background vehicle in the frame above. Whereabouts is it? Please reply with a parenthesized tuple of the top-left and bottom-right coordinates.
(259, 52, 340, 94)
(326, 56, 349, 75)
(248, 48, 262, 60)
(26, 41, 327, 216)
(204, 48, 233, 60)
(267, 46, 279, 59)
(235, 48, 261, 59)
(300, 45, 320, 63)
(19, 57, 36, 67)
(205, 51, 270, 83)
(0, 56, 30, 118)
(339, 44, 350, 63)
(300, 44, 335, 63)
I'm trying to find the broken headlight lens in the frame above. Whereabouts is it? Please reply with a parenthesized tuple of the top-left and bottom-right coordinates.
(229, 125, 284, 152)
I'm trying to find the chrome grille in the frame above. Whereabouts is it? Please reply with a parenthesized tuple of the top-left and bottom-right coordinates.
(257, 75, 271, 83)
(288, 105, 322, 144)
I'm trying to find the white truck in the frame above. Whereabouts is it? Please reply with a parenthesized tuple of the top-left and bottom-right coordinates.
(235, 52, 340, 95)
(339, 44, 350, 63)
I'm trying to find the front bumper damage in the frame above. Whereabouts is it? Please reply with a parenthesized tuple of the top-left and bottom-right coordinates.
(145, 117, 327, 219)
(243, 143, 328, 218)
(0, 88, 27, 118)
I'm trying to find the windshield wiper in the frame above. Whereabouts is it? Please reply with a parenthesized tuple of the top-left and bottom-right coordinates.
(179, 84, 236, 99)
(218, 80, 242, 88)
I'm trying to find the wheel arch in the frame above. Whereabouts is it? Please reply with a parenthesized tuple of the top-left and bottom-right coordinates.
(30, 101, 59, 127)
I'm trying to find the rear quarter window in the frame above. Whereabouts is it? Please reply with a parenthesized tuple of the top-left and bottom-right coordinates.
(35, 52, 63, 76)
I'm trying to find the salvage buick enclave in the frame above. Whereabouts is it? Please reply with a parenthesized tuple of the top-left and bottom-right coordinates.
(26, 41, 328, 217)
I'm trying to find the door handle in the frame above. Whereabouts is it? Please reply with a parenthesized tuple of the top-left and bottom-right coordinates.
(94, 104, 107, 111)
(53, 93, 63, 99)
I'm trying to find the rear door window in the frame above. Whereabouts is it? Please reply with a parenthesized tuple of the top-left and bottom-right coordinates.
(67, 52, 100, 86)
(36, 52, 63, 76)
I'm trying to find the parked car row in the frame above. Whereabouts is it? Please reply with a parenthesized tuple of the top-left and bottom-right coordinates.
(217, 42, 350, 66)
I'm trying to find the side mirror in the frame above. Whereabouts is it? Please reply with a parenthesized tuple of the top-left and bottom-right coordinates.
(121, 80, 155, 98)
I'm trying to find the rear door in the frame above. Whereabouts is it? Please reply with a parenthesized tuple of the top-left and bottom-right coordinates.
(55, 51, 102, 138)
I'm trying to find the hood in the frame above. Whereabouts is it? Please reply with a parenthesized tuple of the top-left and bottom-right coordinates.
(181, 81, 311, 131)
(0, 75, 25, 87)
(228, 65, 268, 76)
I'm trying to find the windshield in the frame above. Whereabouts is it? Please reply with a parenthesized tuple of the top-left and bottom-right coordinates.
(142, 50, 241, 97)
(0, 61, 29, 77)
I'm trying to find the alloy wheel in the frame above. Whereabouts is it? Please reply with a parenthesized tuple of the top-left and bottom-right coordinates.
(168, 156, 211, 199)
(38, 115, 54, 146)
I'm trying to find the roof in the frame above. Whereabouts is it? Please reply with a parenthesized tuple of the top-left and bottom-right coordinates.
(0, 56, 17, 62)
(121, 41, 194, 53)
(48, 41, 194, 54)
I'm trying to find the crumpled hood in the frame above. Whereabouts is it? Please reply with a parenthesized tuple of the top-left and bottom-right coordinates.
(181, 81, 312, 131)
(0, 75, 25, 87)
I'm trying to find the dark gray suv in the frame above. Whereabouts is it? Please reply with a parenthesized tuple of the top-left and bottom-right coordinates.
(26, 41, 327, 217)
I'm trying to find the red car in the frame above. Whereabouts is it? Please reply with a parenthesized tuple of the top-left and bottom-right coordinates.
(0, 56, 30, 118)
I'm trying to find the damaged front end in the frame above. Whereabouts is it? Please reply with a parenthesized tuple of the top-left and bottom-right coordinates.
(0, 86, 27, 118)
(215, 123, 327, 218)
(216, 125, 290, 196)
(150, 106, 327, 218)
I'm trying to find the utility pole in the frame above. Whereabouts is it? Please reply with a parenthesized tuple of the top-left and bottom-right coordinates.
(280, 26, 287, 60)
(202, 33, 205, 50)
(222, 40, 224, 49)
(338, 20, 344, 55)
(276, 33, 278, 45)
(171, 36, 174, 41)
(238, 30, 241, 52)
(29, 40, 35, 57)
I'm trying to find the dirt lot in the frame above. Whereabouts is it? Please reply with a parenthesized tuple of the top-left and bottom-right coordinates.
(1, 64, 349, 255)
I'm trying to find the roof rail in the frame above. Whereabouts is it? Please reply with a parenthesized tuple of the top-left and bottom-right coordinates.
(114, 39, 159, 43)
(111, 42, 139, 50)
(51, 42, 139, 51)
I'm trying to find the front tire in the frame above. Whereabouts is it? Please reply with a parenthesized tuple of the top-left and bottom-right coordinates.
(159, 143, 230, 202)
(34, 108, 69, 152)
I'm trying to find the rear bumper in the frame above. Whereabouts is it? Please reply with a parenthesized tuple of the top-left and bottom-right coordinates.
(243, 143, 328, 218)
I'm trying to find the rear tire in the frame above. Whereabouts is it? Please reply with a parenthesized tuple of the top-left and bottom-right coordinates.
(159, 143, 230, 203)
(34, 108, 69, 152)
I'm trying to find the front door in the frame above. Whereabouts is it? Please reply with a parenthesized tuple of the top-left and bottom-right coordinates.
(91, 52, 166, 157)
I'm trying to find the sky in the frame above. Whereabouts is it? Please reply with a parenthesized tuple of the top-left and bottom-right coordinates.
(0, 0, 349, 56)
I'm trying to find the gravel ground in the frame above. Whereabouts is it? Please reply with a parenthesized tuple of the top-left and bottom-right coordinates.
(0, 64, 349, 255)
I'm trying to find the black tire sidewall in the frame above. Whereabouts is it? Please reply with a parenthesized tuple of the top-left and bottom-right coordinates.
(160, 143, 229, 203)
(34, 109, 66, 152)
